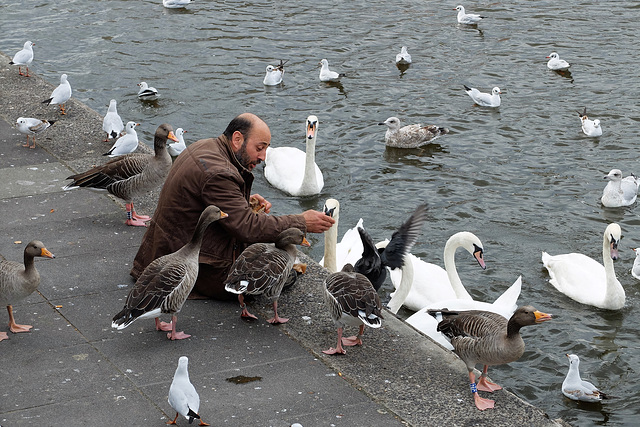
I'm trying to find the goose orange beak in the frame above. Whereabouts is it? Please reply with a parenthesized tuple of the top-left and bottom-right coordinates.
(534, 310, 552, 323)
(220, 210, 229, 219)
(40, 248, 55, 259)
(167, 131, 179, 142)
(301, 237, 311, 247)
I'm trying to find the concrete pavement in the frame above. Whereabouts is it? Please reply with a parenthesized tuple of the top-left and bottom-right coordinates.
(0, 52, 568, 426)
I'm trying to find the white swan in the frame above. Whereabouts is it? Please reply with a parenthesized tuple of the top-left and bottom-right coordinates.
(387, 232, 487, 313)
(601, 169, 638, 207)
(264, 115, 324, 196)
(319, 199, 363, 273)
(542, 223, 624, 310)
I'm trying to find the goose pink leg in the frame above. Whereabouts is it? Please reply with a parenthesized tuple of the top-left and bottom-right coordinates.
(238, 295, 257, 320)
(342, 324, 365, 346)
(266, 300, 288, 324)
(125, 203, 149, 226)
(323, 327, 346, 355)
(477, 365, 502, 392)
(7, 305, 32, 333)
(469, 371, 495, 410)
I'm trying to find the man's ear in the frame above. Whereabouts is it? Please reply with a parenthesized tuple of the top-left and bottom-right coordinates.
(230, 130, 244, 150)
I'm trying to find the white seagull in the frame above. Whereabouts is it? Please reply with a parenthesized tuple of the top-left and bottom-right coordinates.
(168, 127, 187, 157)
(601, 169, 639, 207)
(16, 117, 56, 149)
(464, 85, 501, 107)
(632, 248, 640, 280)
(454, 5, 484, 24)
(9, 41, 35, 77)
(263, 60, 286, 85)
(163, 0, 193, 8)
(562, 354, 608, 403)
(319, 59, 345, 82)
(379, 117, 449, 148)
(102, 99, 124, 142)
(578, 107, 602, 137)
(546, 52, 571, 71)
(395, 46, 412, 65)
(168, 356, 209, 426)
(42, 73, 72, 115)
(103, 121, 139, 156)
(137, 81, 159, 101)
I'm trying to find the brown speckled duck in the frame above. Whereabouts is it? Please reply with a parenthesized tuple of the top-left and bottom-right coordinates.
(111, 206, 227, 340)
(0, 241, 55, 341)
(433, 305, 552, 410)
(225, 228, 310, 324)
(64, 123, 179, 226)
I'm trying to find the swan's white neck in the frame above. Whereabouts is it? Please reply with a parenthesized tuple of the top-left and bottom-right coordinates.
(443, 234, 474, 300)
(387, 254, 415, 314)
(324, 212, 338, 273)
(601, 232, 625, 309)
(300, 134, 319, 194)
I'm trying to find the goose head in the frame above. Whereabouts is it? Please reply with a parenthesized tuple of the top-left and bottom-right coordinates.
(605, 223, 621, 261)
(379, 117, 401, 131)
(508, 305, 552, 332)
(306, 115, 319, 141)
(25, 240, 55, 259)
(275, 228, 311, 249)
(154, 123, 179, 150)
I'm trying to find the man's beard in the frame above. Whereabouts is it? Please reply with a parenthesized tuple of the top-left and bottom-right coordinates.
(234, 141, 261, 170)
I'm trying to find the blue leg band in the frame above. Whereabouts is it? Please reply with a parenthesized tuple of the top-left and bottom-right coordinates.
(470, 383, 477, 393)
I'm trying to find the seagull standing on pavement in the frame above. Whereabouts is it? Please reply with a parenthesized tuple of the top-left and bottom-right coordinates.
(168, 356, 209, 425)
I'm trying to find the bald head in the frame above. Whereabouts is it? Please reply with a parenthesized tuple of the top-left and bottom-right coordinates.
(225, 113, 271, 171)
(223, 113, 269, 140)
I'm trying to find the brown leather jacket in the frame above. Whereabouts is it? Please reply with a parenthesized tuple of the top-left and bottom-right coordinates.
(130, 134, 307, 297)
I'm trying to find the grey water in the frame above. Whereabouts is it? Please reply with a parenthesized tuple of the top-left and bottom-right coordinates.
(2, 0, 639, 425)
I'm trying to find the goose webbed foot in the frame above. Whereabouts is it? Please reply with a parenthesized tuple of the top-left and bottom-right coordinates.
(126, 218, 148, 227)
(323, 327, 347, 355)
(477, 374, 502, 392)
(8, 306, 32, 333)
(0, 331, 9, 341)
(267, 301, 288, 324)
(155, 318, 173, 332)
(341, 335, 362, 346)
(166, 315, 190, 340)
(473, 393, 495, 410)
(240, 307, 258, 320)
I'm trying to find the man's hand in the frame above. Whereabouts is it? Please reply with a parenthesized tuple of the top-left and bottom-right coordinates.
(302, 210, 335, 233)
(250, 193, 271, 214)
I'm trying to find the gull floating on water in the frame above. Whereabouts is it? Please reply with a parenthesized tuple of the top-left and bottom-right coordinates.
(103, 121, 139, 157)
(546, 52, 570, 71)
(9, 41, 34, 77)
(395, 46, 412, 65)
(578, 107, 602, 137)
(168, 356, 209, 425)
(263, 60, 286, 85)
(455, 5, 484, 24)
(601, 169, 638, 207)
(168, 127, 187, 156)
(16, 117, 56, 149)
(464, 85, 501, 107)
(562, 354, 608, 403)
(632, 248, 640, 280)
(379, 117, 449, 148)
(102, 99, 124, 142)
(163, 0, 193, 8)
(319, 59, 345, 82)
(42, 74, 72, 115)
(137, 81, 159, 101)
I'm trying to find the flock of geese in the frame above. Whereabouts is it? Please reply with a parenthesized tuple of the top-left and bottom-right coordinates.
(2, 2, 626, 420)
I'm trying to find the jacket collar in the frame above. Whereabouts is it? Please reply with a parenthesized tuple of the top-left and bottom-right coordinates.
(219, 134, 254, 184)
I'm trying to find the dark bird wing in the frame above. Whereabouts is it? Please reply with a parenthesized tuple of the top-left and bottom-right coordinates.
(380, 203, 428, 269)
